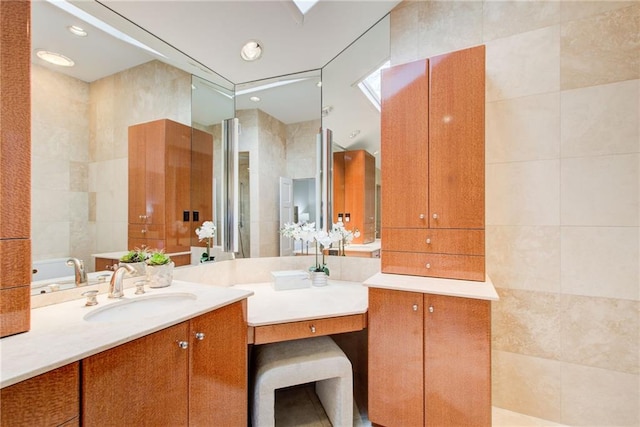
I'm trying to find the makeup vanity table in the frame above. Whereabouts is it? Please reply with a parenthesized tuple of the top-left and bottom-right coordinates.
(233, 280, 368, 344)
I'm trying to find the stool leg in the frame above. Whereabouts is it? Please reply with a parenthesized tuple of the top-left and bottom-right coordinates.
(316, 375, 353, 427)
(253, 384, 276, 427)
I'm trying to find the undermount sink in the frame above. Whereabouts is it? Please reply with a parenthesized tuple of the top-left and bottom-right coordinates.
(84, 293, 197, 323)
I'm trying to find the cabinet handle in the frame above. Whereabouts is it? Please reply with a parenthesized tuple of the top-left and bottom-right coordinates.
(141, 229, 146, 234)
(429, 306, 434, 313)
(194, 332, 205, 341)
(419, 214, 425, 219)
(310, 325, 316, 334)
(139, 214, 147, 220)
(177, 341, 189, 349)
(425, 263, 431, 269)
(426, 238, 431, 244)
(432, 213, 439, 219)
(412, 304, 418, 311)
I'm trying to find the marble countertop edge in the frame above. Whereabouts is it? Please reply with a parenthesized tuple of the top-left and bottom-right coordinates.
(363, 272, 499, 301)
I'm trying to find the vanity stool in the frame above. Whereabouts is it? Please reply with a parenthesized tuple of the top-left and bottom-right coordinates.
(252, 336, 353, 427)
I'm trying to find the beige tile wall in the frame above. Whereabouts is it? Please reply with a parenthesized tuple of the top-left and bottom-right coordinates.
(391, 1, 639, 425)
(32, 60, 191, 270)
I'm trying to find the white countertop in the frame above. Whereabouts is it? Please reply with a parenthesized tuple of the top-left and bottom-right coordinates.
(0, 281, 252, 388)
(91, 250, 192, 259)
(233, 280, 368, 326)
(363, 273, 499, 301)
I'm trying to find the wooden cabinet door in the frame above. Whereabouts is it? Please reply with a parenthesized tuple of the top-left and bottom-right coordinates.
(164, 120, 191, 252)
(189, 301, 247, 426)
(381, 59, 429, 229)
(423, 294, 491, 426)
(428, 45, 485, 230)
(1, 363, 79, 427)
(128, 123, 148, 225)
(82, 322, 190, 426)
(368, 288, 424, 427)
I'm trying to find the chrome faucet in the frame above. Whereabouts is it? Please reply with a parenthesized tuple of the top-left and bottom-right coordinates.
(66, 258, 87, 286)
(108, 264, 135, 298)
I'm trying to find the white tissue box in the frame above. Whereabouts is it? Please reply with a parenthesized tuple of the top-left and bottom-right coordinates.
(271, 270, 310, 291)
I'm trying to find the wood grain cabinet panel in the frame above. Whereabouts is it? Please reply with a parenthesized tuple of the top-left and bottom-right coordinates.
(368, 288, 491, 427)
(1, 362, 79, 427)
(82, 301, 247, 426)
(368, 288, 424, 427)
(252, 313, 367, 345)
(0, 0, 31, 337)
(380, 46, 485, 281)
(82, 322, 190, 426)
(334, 150, 376, 244)
(127, 119, 193, 254)
(382, 252, 485, 282)
(189, 301, 247, 426)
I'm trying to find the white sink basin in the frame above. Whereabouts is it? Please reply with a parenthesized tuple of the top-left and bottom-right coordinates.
(84, 293, 197, 323)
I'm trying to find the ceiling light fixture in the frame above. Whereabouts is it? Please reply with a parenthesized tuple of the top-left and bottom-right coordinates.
(250, 96, 261, 102)
(349, 130, 361, 139)
(321, 106, 333, 117)
(68, 25, 87, 37)
(241, 40, 263, 61)
(36, 49, 75, 67)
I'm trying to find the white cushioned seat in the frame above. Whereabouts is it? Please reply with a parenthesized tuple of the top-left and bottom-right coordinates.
(252, 336, 353, 427)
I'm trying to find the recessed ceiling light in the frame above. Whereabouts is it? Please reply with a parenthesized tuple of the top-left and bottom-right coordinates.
(68, 25, 87, 37)
(241, 40, 263, 61)
(250, 96, 261, 102)
(36, 49, 74, 67)
(349, 130, 361, 139)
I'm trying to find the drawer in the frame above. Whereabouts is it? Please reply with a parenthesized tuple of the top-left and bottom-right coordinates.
(251, 314, 367, 345)
(381, 251, 485, 282)
(95, 257, 119, 271)
(128, 224, 165, 240)
(382, 228, 484, 255)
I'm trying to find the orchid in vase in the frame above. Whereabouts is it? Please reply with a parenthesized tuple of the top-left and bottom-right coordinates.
(280, 222, 343, 276)
(195, 221, 216, 263)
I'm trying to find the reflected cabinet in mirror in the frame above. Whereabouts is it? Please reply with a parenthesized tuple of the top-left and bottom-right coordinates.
(30, 0, 233, 289)
(29, 1, 389, 293)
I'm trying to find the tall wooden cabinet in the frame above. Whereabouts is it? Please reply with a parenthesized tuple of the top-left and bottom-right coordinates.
(333, 150, 376, 244)
(0, 0, 31, 337)
(368, 287, 491, 427)
(128, 119, 213, 265)
(82, 301, 247, 426)
(381, 45, 485, 281)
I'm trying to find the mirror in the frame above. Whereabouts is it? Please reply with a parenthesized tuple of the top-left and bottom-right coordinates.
(30, 0, 389, 292)
(30, 0, 233, 291)
(229, 70, 323, 258)
(322, 15, 390, 250)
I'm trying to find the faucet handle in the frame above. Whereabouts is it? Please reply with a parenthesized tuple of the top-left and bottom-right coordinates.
(82, 290, 99, 306)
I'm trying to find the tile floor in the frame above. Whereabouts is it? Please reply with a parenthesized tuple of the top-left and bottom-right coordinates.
(273, 383, 568, 427)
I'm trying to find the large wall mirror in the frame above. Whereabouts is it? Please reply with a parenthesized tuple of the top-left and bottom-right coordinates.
(322, 15, 390, 250)
(30, 0, 233, 290)
(29, 0, 389, 291)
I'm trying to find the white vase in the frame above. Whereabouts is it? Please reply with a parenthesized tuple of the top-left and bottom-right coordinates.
(310, 271, 328, 287)
(146, 261, 174, 288)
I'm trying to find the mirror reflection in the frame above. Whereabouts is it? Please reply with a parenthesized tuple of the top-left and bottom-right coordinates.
(30, 0, 389, 293)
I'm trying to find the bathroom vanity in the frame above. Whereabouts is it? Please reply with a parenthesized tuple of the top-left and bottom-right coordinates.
(0, 281, 252, 426)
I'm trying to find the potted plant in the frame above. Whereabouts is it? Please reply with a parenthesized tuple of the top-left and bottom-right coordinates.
(145, 250, 174, 288)
(119, 248, 148, 277)
(280, 222, 342, 287)
(195, 220, 216, 263)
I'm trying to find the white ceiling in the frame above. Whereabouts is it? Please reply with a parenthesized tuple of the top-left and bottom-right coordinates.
(31, 0, 400, 160)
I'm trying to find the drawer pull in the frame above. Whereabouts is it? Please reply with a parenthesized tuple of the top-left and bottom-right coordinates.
(429, 306, 434, 313)
(412, 304, 419, 312)
(426, 238, 431, 244)
(141, 229, 146, 234)
(310, 325, 316, 334)
(432, 213, 439, 219)
(194, 332, 205, 341)
(425, 263, 431, 269)
(177, 341, 189, 350)
(419, 214, 425, 219)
